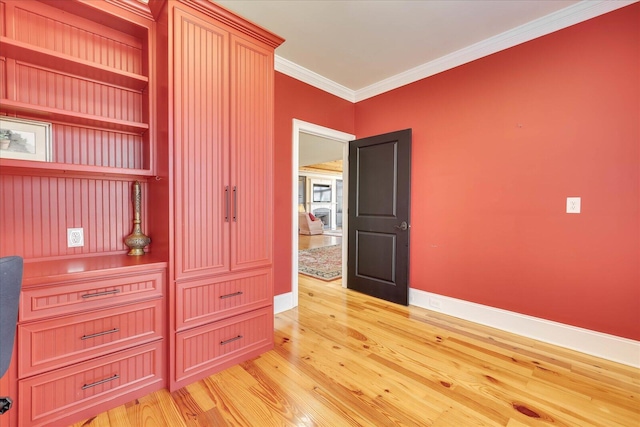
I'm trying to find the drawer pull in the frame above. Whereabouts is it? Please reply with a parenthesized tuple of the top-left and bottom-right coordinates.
(220, 291, 243, 299)
(220, 335, 243, 346)
(82, 374, 119, 390)
(82, 289, 120, 299)
(81, 328, 120, 340)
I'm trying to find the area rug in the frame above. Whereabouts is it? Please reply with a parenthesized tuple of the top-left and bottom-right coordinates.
(298, 244, 342, 281)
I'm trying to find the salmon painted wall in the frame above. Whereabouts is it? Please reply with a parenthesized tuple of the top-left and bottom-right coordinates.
(355, 4, 639, 340)
(273, 72, 355, 295)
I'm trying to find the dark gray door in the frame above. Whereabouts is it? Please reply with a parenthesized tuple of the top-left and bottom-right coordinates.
(348, 129, 411, 305)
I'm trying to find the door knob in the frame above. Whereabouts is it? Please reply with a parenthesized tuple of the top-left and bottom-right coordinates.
(394, 221, 408, 231)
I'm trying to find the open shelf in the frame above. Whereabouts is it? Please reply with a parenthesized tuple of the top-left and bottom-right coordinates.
(0, 99, 149, 134)
(0, 37, 148, 91)
(0, 158, 153, 179)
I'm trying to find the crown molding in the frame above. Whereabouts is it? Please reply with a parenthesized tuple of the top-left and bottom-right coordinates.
(355, 0, 637, 102)
(274, 0, 637, 104)
(275, 56, 355, 102)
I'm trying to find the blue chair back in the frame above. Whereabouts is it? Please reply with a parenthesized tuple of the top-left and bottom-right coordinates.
(0, 256, 23, 378)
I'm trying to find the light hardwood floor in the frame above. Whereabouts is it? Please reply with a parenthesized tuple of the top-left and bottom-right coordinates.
(71, 275, 639, 427)
(298, 234, 342, 250)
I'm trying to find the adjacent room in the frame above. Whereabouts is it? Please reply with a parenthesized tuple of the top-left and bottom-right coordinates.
(297, 133, 345, 283)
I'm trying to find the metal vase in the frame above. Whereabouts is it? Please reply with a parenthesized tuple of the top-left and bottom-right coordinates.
(124, 181, 151, 255)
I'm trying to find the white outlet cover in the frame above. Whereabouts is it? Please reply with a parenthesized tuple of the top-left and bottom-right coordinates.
(67, 228, 84, 247)
(566, 197, 581, 214)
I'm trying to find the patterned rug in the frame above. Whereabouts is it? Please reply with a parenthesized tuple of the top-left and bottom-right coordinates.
(298, 244, 342, 281)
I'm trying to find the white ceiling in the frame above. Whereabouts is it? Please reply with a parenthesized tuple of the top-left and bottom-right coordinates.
(215, 0, 634, 101)
(299, 134, 344, 166)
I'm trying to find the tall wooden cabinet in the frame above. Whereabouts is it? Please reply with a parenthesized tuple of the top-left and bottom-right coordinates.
(153, 0, 283, 391)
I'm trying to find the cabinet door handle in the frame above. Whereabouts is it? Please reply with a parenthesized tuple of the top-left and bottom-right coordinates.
(81, 328, 119, 340)
(232, 186, 237, 222)
(219, 291, 243, 299)
(224, 186, 230, 222)
(82, 374, 119, 390)
(82, 289, 120, 299)
(220, 335, 243, 346)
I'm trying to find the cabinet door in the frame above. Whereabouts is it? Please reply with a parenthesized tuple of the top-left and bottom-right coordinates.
(173, 7, 230, 279)
(230, 34, 274, 270)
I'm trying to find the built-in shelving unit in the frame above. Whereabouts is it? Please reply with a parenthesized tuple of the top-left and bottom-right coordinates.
(0, 0, 153, 176)
(0, 1, 165, 426)
(0, 37, 149, 90)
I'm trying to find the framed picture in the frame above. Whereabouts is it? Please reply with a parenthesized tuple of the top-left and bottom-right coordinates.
(0, 117, 52, 162)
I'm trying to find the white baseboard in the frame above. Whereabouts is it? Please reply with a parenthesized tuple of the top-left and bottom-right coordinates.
(410, 289, 640, 368)
(274, 292, 295, 314)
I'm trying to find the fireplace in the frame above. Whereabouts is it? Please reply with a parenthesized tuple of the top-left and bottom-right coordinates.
(313, 208, 331, 229)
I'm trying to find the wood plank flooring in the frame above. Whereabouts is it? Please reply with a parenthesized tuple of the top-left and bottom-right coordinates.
(71, 275, 639, 426)
(298, 234, 342, 250)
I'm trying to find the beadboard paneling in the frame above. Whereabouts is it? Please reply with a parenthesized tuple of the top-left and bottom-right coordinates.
(173, 8, 230, 279)
(0, 57, 5, 99)
(230, 35, 273, 270)
(174, 307, 272, 384)
(19, 299, 162, 377)
(20, 271, 164, 321)
(16, 63, 143, 122)
(176, 268, 271, 330)
(52, 125, 143, 168)
(19, 341, 162, 427)
(0, 175, 148, 259)
(13, 2, 142, 74)
(0, 2, 5, 38)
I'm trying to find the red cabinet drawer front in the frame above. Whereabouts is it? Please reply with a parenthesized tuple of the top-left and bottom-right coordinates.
(20, 271, 164, 321)
(19, 341, 163, 427)
(176, 269, 272, 330)
(19, 299, 163, 377)
(175, 306, 273, 383)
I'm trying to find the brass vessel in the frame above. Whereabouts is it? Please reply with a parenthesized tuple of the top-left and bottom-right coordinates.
(124, 181, 151, 255)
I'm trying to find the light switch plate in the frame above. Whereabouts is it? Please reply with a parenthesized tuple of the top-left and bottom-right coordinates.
(67, 228, 84, 247)
(566, 197, 581, 214)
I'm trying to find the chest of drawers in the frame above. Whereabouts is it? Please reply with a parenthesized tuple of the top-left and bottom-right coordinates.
(16, 258, 167, 427)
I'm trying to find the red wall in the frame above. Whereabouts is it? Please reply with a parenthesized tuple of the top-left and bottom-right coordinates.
(354, 4, 639, 340)
(273, 73, 355, 295)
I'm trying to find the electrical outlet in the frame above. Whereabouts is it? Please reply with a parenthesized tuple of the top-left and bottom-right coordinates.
(429, 297, 442, 310)
(566, 197, 581, 214)
(67, 228, 84, 247)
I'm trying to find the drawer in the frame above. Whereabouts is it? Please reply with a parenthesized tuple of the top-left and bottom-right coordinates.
(176, 268, 271, 330)
(19, 341, 163, 427)
(20, 271, 164, 321)
(175, 306, 273, 384)
(19, 299, 163, 378)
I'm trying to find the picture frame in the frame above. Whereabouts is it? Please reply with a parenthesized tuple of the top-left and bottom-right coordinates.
(0, 117, 52, 162)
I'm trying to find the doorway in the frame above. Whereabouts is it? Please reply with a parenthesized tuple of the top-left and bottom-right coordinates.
(291, 119, 355, 308)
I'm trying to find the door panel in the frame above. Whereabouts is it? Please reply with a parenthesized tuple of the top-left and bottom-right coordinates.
(348, 129, 411, 305)
(173, 8, 230, 279)
(355, 231, 396, 283)
(355, 142, 398, 217)
(230, 34, 273, 270)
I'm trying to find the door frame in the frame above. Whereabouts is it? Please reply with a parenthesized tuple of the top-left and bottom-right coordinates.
(291, 119, 355, 308)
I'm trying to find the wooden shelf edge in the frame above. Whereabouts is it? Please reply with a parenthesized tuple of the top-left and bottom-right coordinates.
(0, 159, 153, 179)
(22, 253, 168, 287)
(0, 37, 148, 91)
(0, 99, 149, 134)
